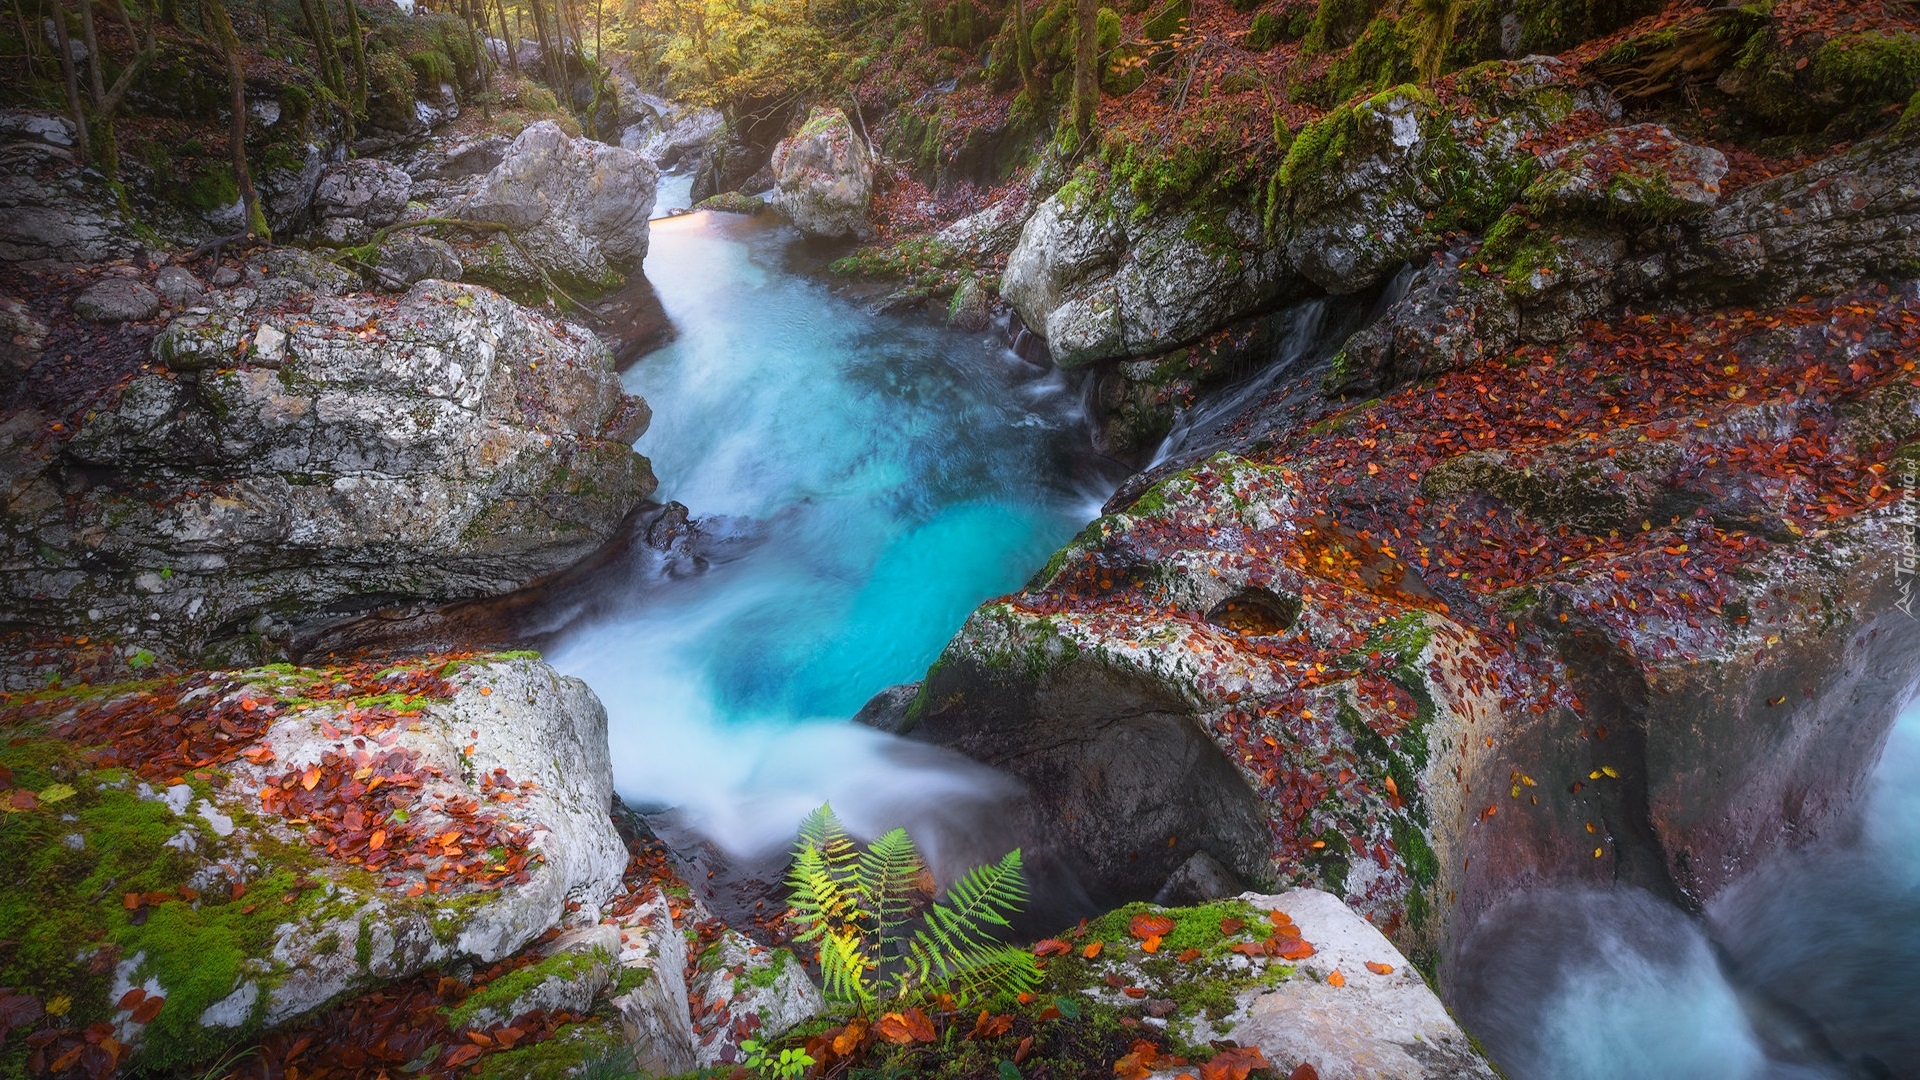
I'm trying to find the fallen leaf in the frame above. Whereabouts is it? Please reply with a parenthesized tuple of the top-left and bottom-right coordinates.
(1327, 969, 1347, 987)
(1365, 961, 1394, 975)
(130, 995, 164, 1023)
(1082, 941, 1104, 959)
(1129, 913, 1176, 940)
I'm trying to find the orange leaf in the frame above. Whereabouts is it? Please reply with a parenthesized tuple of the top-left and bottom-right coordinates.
(1177, 947, 1202, 963)
(369, 829, 386, 851)
(466, 1031, 494, 1047)
(874, 1008, 935, 1044)
(1129, 913, 1176, 940)
(1269, 935, 1316, 961)
(300, 766, 320, 791)
(1219, 917, 1246, 935)
(1365, 961, 1394, 975)
(1141, 935, 1162, 954)
(1082, 941, 1104, 959)
(1014, 1035, 1034, 1064)
(969, 1011, 1013, 1039)
(1199, 1046, 1271, 1080)
(1290, 1065, 1321, 1080)
(130, 995, 165, 1024)
(1033, 938, 1072, 957)
(116, 988, 147, 1010)
(1327, 969, 1346, 987)
(443, 1044, 483, 1068)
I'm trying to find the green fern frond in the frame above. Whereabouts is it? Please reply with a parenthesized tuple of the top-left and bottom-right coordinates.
(901, 849, 1035, 1004)
(857, 827, 924, 959)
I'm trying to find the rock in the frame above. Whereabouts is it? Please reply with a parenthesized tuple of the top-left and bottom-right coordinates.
(1001, 173, 1289, 367)
(1328, 248, 1519, 396)
(937, 188, 1037, 263)
(1153, 850, 1248, 906)
(6, 655, 627, 1068)
(947, 274, 993, 332)
(451, 923, 620, 1030)
(1062, 891, 1495, 1079)
(0, 294, 47, 388)
(255, 139, 332, 237)
(1525, 123, 1727, 222)
(432, 135, 513, 180)
(688, 932, 826, 1067)
(2, 276, 655, 659)
(311, 158, 413, 244)
(691, 191, 765, 215)
(0, 111, 140, 264)
(1279, 59, 1615, 295)
(767, 107, 874, 240)
(1672, 128, 1920, 305)
(462, 121, 658, 294)
(852, 681, 921, 733)
(153, 266, 207, 306)
(1193, 891, 1498, 1079)
(370, 233, 462, 291)
(607, 888, 698, 1074)
(73, 278, 162, 323)
(620, 92, 727, 171)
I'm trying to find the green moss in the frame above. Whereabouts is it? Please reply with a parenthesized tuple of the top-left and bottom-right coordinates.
(474, 1019, 627, 1080)
(1898, 86, 1920, 137)
(741, 947, 793, 990)
(1142, 0, 1190, 41)
(448, 947, 611, 1029)
(1247, 11, 1287, 50)
(1813, 30, 1920, 106)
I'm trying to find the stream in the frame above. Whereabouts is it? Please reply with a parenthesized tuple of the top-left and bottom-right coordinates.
(545, 177, 1917, 1078)
(546, 175, 1123, 873)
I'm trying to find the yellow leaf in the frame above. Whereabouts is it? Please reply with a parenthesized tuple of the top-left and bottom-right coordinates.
(46, 994, 72, 1016)
(39, 783, 77, 805)
(1600, 766, 1620, 779)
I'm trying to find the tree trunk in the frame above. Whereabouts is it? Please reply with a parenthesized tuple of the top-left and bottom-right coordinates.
(340, 0, 370, 117)
(77, 0, 105, 103)
(1013, 0, 1038, 105)
(463, 0, 491, 119)
(50, 0, 91, 161)
(205, 0, 269, 242)
(495, 0, 518, 75)
(1071, 0, 1097, 139)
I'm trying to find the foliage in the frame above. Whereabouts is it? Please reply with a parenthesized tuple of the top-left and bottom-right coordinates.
(785, 804, 1041, 1010)
(741, 1038, 816, 1079)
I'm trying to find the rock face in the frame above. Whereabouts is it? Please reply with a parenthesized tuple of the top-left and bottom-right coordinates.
(461, 121, 658, 294)
(73, 277, 163, 322)
(1001, 174, 1290, 367)
(0, 111, 139, 264)
(3, 655, 626, 1070)
(0, 294, 47, 389)
(619, 91, 727, 171)
(767, 107, 874, 239)
(310, 159, 414, 244)
(688, 932, 825, 1067)
(0, 263, 655, 662)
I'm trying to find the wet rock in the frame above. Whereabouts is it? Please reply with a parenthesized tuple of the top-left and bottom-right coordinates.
(947, 274, 993, 332)
(936, 187, 1036, 262)
(607, 888, 698, 1074)
(461, 121, 658, 294)
(1326, 249, 1519, 397)
(1153, 850, 1248, 906)
(311, 158, 412, 244)
(453, 924, 620, 1030)
(767, 107, 873, 240)
(621, 92, 727, 171)
(73, 277, 162, 323)
(852, 681, 921, 733)
(2, 276, 655, 659)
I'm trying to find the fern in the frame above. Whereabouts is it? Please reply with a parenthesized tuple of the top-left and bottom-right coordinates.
(784, 804, 1040, 1012)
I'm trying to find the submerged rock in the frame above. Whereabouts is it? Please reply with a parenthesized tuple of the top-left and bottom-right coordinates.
(768, 107, 874, 240)
(0, 268, 655, 663)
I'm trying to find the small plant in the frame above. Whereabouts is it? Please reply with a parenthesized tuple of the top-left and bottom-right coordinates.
(741, 1039, 815, 1080)
(786, 803, 1041, 1010)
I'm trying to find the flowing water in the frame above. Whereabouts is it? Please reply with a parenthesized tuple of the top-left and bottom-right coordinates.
(546, 175, 1122, 869)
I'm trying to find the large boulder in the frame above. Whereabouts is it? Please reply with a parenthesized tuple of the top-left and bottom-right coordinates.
(0, 266, 655, 663)
(0, 654, 626, 1072)
(1000, 172, 1290, 367)
(310, 158, 413, 245)
(767, 107, 874, 239)
(620, 91, 727, 171)
(0, 111, 140, 264)
(461, 121, 658, 295)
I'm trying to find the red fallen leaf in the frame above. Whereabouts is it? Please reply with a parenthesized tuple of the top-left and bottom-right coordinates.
(1082, 941, 1104, 959)
(1122, 986, 1148, 999)
(1269, 935, 1316, 961)
(122, 893, 141, 911)
(1230, 941, 1268, 958)
(969, 1010, 1013, 1039)
(1114, 1039, 1167, 1080)
(1033, 938, 1072, 957)
(1037, 1005, 1062, 1021)
(130, 995, 164, 1023)
(466, 1030, 494, 1047)
(300, 766, 320, 791)
(0, 989, 45, 1046)
(874, 1008, 935, 1044)
(1365, 961, 1394, 975)
(1013, 1035, 1034, 1064)
(1199, 1046, 1271, 1080)
(1177, 947, 1202, 963)
(1219, 917, 1246, 935)
(116, 988, 147, 1010)
(8, 789, 38, 811)
(443, 1043, 484, 1067)
(1129, 913, 1176, 940)
(1290, 1065, 1321, 1080)
(0, 764, 12, 788)
(1267, 909, 1296, 929)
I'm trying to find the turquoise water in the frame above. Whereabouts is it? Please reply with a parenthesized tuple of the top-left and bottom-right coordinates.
(548, 186, 1118, 856)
